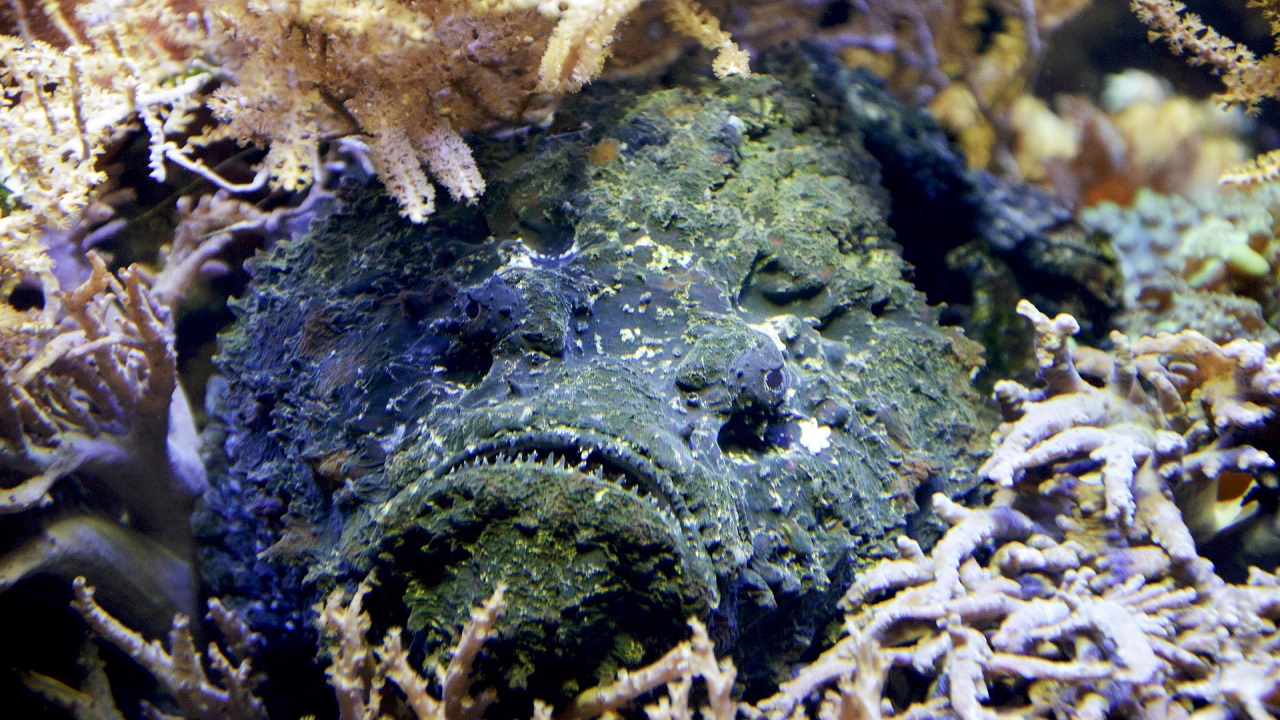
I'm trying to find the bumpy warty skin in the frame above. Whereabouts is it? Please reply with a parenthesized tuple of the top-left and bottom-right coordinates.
(756, 51, 1120, 382)
(196, 62, 994, 711)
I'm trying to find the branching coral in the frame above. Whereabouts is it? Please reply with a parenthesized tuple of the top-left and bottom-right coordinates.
(3, 0, 748, 233)
(199, 0, 748, 222)
(0, 192, 221, 631)
(313, 577, 513, 720)
(754, 499, 1280, 719)
(1, 0, 208, 253)
(749, 300, 1280, 720)
(1131, 0, 1280, 116)
(316, 579, 730, 720)
(1133, 0, 1280, 187)
(66, 576, 268, 720)
(984, 300, 1279, 547)
(65, 570, 744, 720)
(62, 572, 508, 720)
(0, 251, 209, 637)
(0, 254, 205, 549)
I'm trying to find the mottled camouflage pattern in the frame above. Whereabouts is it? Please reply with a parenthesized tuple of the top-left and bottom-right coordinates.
(197, 63, 993, 710)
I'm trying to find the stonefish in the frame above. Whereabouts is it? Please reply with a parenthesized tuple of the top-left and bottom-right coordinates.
(197, 58, 992, 712)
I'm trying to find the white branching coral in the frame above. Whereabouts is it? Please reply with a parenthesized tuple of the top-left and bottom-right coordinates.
(749, 300, 1280, 720)
(62, 571, 746, 720)
(980, 301, 1189, 530)
(982, 299, 1279, 545)
(754, 480, 1280, 720)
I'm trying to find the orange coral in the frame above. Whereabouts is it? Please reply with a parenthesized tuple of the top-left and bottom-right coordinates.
(1132, 0, 1278, 113)
(1133, 0, 1280, 187)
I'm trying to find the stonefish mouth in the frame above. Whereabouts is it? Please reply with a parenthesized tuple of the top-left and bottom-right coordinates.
(432, 428, 697, 537)
(343, 426, 720, 701)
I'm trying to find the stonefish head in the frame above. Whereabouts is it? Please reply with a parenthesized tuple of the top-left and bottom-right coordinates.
(198, 67, 991, 708)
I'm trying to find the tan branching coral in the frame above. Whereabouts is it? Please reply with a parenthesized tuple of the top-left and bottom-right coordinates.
(562, 615, 737, 720)
(64, 571, 746, 720)
(313, 575, 509, 720)
(71, 576, 268, 720)
(0, 236, 211, 631)
(313, 579, 731, 720)
(22, 641, 128, 720)
(59, 574, 513, 720)
(1133, 0, 1280, 187)
(0, 254, 205, 548)
(1131, 0, 1280, 115)
(502, 0, 748, 93)
(1, 0, 208, 252)
(200, 0, 748, 222)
